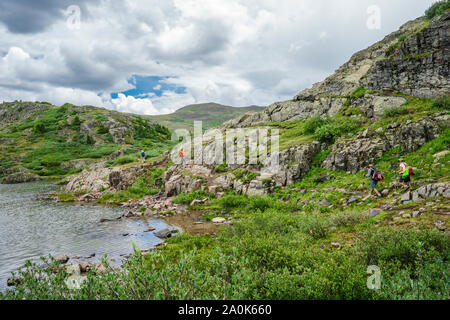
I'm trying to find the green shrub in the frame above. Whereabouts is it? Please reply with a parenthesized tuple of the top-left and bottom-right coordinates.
(96, 125, 109, 134)
(303, 116, 327, 135)
(382, 106, 408, 118)
(217, 194, 248, 209)
(356, 228, 449, 271)
(314, 117, 362, 143)
(215, 163, 228, 173)
(114, 155, 135, 165)
(71, 116, 81, 129)
(173, 190, 214, 205)
(350, 86, 366, 99)
(247, 196, 276, 212)
(425, 0, 450, 19)
(33, 122, 46, 134)
(431, 95, 450, 110)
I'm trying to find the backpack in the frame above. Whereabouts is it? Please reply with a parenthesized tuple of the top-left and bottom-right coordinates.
(372, 168, 384, 181)
(402, 166, 414, 178)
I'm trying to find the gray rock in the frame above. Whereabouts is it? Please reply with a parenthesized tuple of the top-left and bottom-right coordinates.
(401, 191, 411, 202)
(347, 197, 358, 204)
(368, 209, 381, 217)
(154, 228, 179, 239)
(211, 217, 227, 224)
(54, 254, 69, 264)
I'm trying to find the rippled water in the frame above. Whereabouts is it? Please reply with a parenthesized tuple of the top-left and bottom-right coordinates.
(0, 181, 173, 291)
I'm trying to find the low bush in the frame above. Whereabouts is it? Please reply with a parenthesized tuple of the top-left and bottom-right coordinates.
(313, 117, 362, 143)
(114, 155, 135, 165)
(382, 106, 408, 118)
(425, 0, 450, 20)
(173, 190, 214, 205)
(303, 116, 328, 135)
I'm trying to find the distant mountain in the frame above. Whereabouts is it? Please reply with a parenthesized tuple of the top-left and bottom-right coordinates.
(146, 103, 265, 132)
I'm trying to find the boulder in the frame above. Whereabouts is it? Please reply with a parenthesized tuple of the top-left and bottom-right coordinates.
(368, 209, 381, 217)
(401, 191, 411, 202)
(54, 254, 69, 264)
(154, 228, 179, 239)
(211, 217, 227, 224)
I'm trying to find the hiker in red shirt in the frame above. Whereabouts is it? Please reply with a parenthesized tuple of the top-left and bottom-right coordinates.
(179, 148, 185, 165)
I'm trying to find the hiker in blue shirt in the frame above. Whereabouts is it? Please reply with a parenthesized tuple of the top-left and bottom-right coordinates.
(365, 164, 382, 198)
(140, 150, 145, 163)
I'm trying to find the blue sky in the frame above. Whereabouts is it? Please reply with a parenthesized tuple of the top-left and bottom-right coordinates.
(110, 75, 186, 99)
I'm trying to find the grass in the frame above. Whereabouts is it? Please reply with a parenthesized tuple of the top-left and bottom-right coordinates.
(3, 207, 448, 300)
(425, 1, 450, 20)
(0, 102, 173, 179)
(97, 168, 164, 203)
(172, 190, 215, 205)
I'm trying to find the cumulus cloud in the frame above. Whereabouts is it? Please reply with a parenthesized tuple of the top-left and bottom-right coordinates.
(0, 0, 438, 115)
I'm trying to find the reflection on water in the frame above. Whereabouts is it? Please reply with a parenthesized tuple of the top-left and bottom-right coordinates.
(0, 181, 170, 291)
(163, 212, 219, 236)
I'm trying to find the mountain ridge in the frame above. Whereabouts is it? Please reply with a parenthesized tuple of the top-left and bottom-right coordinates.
(146, 102, 264, 132)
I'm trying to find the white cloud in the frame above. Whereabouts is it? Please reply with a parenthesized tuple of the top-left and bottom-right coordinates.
(0, 0, 438, 115)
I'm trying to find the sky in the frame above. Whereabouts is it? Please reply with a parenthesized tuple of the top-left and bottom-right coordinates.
(0, 0, 437, 115)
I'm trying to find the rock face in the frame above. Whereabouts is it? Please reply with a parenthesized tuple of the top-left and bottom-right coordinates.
(1, 168, 41, 184)
(221, 13, 448, 130)
(322, 114, 449, 172)
(65, 157, 166, 192)
(363, 12, 450, 98)
(261, 142, 322, 186)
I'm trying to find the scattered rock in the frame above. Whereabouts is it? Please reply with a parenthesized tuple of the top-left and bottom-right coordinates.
(401, 191, 411, 202)
(154, 228, 179, 239)
(79, 262, 91, 273)
(190, 198, 208, 206)
(319, 199, 331, 206)
(66, 263, 81, 275)
(7, 277, 22, 287)
(381, 189, 389, 196)
(212, 217, 227, 224)
(347, 196, 358, 204)
(368, 209, 381, 217)
(54, 254, 69, 264)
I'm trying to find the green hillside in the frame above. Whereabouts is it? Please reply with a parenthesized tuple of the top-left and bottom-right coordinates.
(147, 103, 264, 132)
(0, 101, 174, 182)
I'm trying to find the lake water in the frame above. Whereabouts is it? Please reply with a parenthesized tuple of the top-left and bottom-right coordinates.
(0, 181, 174, 291)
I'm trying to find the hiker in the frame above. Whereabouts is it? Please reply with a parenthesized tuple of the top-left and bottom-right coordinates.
(397, 158, 412, 188)
(140, 150, 145, 163)
(179, 148, 185, 165)
(365, 164, 383, 198)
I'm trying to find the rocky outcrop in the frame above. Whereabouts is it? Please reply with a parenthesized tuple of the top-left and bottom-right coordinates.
(222, 13, 448, 129)
(323, 114, 449, 172)
(364, 12, 450, 98)
(65, 157, 166, 192)
(261, 141, 322, 186)
(401, 182, 450, 203)
(1, 166, 42, 184)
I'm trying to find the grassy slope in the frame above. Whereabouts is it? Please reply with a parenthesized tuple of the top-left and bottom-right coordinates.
(147, 103, 265, 132)
(3, 95, 448, 300)
(0, 102, 174, 180)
